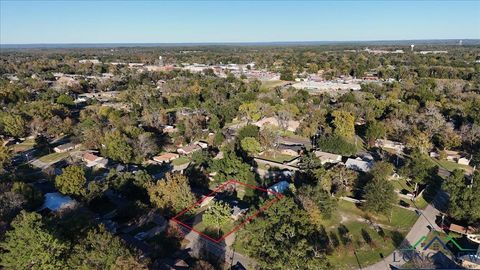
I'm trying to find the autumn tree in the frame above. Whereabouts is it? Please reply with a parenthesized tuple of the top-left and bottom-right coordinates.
(331, 110, 355, 139)
(147, 173, 195, 214)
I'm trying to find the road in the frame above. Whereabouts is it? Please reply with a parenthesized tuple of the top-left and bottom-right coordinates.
(362, 191, 449, 270)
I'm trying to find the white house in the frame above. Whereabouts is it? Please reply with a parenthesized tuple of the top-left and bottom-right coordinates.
(375, 139, 405, 152)
(54, 142, 81, 153)
(82, 152, 108, 168)
(314, 151, 342, 165)
(345, 158, 373, 173)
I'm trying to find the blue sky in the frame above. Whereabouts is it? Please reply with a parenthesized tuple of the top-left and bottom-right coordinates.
(1, 0, 479, 44)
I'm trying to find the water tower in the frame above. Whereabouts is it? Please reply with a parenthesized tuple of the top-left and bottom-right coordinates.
(410, 44, 415, 52)
(158, 56, 164, 66)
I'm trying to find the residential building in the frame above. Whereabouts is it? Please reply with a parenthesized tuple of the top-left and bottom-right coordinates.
(267, 180, 290, 194)
(153, 153, 180, 163)
(54, 142, 81, 153)
(254, 117, 300, 132)
(345, 158, 373, 172)
(82, 152, 108, 168)
(314, 151, 342, 165)
(177, 144, 202, 155)
(375, 139, 405, 152)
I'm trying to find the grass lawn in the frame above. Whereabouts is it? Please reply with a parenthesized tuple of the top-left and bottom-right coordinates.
(327, 221, 401, 269)
(391, 178, 414, 193)
(256, 151, 296, 163)
(326, 200, 418, 269)
(193, 220, 235, 240)
(260, 80, 288, 90)
(10, 138, 35, 153)
(38, 152, 69, 163)
(172, 156, 190, 166)
(430, 158, 472, 173)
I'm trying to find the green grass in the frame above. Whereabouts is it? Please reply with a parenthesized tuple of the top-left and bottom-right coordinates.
(256, 151, 296, 163)
(193, 220, 235, 240)
(172, 156, 190, 166)
(430, 158, 472, 172)
(327, 221, 401, 269)
(391, 178, 414, 193)
(10, 138, 35, 153)
(38, 152, 69, 163)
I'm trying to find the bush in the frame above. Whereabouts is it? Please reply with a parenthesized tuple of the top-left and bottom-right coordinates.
(317, 134, 356, 156)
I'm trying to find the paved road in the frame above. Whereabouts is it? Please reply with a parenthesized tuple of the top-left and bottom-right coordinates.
(362, 191, 449, 270)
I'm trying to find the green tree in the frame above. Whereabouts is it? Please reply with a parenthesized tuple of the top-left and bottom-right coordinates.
(240, 136, 261, 155)
(0, 143, 11, 171)
(209, 149, 254, 184)
(238, 198, 329, 270)
(55, 165, 87, 197)
(444, 170, 480, 224)
(101, 131, 134, 163)
(68, 225, 136, 270)
(365, 120, 386, 147)
(202, 201, 231, 237)
(1, 113, 26, 138)
(147, 173, 195, 214)
(239, 102, 262, 122)
(331, 110, 355, 139)
(363, 178, 397, 216)
(0, 211, 68, 269)
(56, 94, 75, 106)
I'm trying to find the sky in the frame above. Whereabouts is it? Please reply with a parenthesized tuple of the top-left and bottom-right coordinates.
(1, 0, 479, 44)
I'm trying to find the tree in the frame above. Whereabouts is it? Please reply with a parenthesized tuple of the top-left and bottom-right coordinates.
(239, 102, 262, 122)
(405, 129, 432, 154)
(331, 110, 355, 139)
(400, 151, 436, 193)
(444, 170, 480, 224)
(0, 144, 11, 171)
(147, 173, 195, 214)
(240, 137, 261, 155)
(209, 150, 254, 184)
(297, 185, 337, 226)
(363, 178, 397, 216)
(317, 134, 356, 156)
(202, 201, 231, 238)
(238, 198, 330, 270)
(68, 225, 137, 270)
(101, 131, 134, 163)
(56, 94, 75, 106)
(1, 113, 26, 138)
(237, 124, 259, 141)
(55, 165, 87, 197)
(134, 132, 158, 160)
(0, 211, 68, 269)
(365, 120, 386, 147)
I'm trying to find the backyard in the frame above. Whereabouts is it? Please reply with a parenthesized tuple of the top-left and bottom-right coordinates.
(256, 150, 297, 163)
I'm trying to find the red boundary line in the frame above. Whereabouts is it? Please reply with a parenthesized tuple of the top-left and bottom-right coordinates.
(170, 179, 284, 243)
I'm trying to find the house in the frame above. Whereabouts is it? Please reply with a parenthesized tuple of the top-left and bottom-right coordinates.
(153, 153, 180, 163)
(177, 144, 201, 155)
(254, 117, 300, 132)
(82, 152, 108, 168)
(41, 192, 77, 212)
(375, 139, 405, 152)
(314, 151, 342, 165)
(278, 144, 302, 156)
(448, 223, 477, 235)
(194, 141, 208, 149)
(267, 180, 290, 194)
(54, 142, 81, 153)
(345, 158, 373, 172)
(431, 150, 471, 165)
